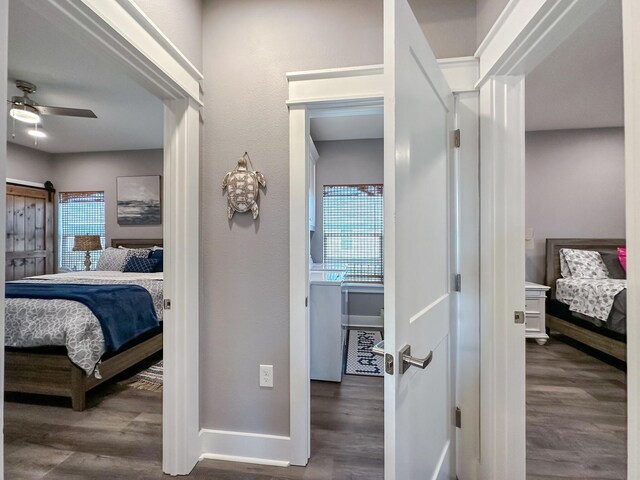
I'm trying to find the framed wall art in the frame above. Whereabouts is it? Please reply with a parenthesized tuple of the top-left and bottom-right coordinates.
(117, 175, 161, 225)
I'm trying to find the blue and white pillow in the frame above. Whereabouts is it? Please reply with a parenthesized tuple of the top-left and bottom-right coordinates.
(148, 249, 163, 272)
(123, 256, 160, 273)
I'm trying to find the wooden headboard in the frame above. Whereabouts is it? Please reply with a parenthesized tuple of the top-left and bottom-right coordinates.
(110, 239, 163, 249)
(545, 238, 625, 299)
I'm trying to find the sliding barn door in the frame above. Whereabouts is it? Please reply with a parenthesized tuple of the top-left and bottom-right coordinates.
(6, 184, 54, 280)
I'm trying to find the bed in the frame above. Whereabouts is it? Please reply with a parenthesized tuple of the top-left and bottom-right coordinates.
(4, 239, 164, 410)
(545, 238, 626, 362)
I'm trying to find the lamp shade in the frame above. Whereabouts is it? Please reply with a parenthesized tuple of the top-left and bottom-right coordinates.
(72, 235, 102, 252)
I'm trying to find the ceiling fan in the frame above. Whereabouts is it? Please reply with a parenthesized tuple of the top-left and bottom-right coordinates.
(7, 79, 97, 124)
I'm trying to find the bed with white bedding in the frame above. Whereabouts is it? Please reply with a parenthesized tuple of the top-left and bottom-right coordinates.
(4, 239, 164, 410)
(6, 271, 163, 375)
(545, 238, 626, 361)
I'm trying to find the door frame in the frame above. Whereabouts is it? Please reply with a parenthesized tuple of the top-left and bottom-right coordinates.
(475, 0, 636, 477)
(0, 1, 202, 476)
(287, 65, 385, 466)
(287, 59, 479, 468)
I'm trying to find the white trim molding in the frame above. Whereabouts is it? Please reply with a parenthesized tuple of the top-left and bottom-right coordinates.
(286, 65, 384, 108)
(288, 66, 384, 467)
(437, 57, 479, 93)
(7, 1, 203, 476)
(21, 0, 202, 104)
(479, 75, 526, 480)
(623, 0, 640, 478)
(199, 429, 291, 467)
(475, 0, 606, 87)
(162, 98, 201, 475)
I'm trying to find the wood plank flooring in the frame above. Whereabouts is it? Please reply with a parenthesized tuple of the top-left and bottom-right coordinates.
(5, 373, 383, 479)
(527, 335, 627, 479)
(6, 336, 622, 479)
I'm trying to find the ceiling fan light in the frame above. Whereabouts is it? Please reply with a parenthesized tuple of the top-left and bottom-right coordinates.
(27, 129, 46, 138)
(9, 106, 40, 124)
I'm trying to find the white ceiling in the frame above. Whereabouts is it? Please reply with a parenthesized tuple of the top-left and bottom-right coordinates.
(6, 0, 163, 154)
(525, 1, 623, 132)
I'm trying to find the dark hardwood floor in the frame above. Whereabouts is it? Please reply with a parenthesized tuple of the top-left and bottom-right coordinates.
(527, 334, 627, 479)
(9, 336, 622, 479)
(5, 374, 383, 479)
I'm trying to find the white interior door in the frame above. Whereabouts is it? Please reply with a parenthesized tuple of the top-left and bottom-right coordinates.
(383, 0, 455, 478)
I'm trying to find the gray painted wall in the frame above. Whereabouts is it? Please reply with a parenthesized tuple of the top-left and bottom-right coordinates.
(6, 142, 55, 184)
(525, 128, 625, 284)
(7, 145, 164, 247)
(476, 0, 509, 46)
(52, 150, 164, 246)
(311, 139, 384, 263)
(133, 0, 203, 72)
(201, 0, 384, 437)
(200, 0, 479, 438)
(410, 0, 476, 58)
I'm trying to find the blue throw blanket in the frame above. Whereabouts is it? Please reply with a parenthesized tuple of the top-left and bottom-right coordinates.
(5, 282, 159, 353)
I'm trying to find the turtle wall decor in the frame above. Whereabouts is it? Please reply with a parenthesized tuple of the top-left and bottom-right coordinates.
(223, 152, 266, 220)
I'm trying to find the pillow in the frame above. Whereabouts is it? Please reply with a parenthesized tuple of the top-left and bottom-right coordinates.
(123, 256, 160, 273)
(96, 247, 129, 271)
(96, 247, 151, 271)
(601, 251, 626, 279)
(123, 248, 152, 265)
(560, 248, 609, 279)
(559, 250, 572, 278)
(618, 247, 627, 272)
(148, 249, 163, 272)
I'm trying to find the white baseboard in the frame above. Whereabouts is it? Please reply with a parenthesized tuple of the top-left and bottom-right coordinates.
(199, 429, 291, 467)
(345, 315, 383, 329)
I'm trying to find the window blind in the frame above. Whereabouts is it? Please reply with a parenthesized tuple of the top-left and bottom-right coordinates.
(323, 184, 383, 283)
(58, 191, 105, 271)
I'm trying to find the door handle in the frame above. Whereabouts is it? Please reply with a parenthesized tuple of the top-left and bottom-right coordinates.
(372, 340, 384, 357)
(399, 345, 433, 374)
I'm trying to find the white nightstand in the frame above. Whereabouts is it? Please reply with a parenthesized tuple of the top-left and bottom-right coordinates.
(525, 281, 550, 345)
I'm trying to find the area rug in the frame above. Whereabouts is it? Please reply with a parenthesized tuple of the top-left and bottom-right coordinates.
(124, 360, 163, 391)
(344, 329, 384, 377)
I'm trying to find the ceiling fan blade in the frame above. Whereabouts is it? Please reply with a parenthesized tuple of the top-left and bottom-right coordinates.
(37, 105, 97, 118)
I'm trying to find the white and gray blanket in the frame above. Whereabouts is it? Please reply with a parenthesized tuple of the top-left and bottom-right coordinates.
(5, 272, 163, 375)
(556, 278, 626, 322)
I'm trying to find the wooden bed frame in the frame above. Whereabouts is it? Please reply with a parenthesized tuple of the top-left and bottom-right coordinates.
(545, 238, 626, 362)
(5, 239, 163, 410)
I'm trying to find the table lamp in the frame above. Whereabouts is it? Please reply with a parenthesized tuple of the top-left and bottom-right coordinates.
(72, 235, 102, 271)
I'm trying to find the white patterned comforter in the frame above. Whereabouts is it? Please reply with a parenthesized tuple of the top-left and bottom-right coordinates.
(556, 278, 626, 322)
(5, 272, 163, 375)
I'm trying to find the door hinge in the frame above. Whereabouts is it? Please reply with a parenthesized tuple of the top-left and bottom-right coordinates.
(305, 296, 308, 307)
(454, 129, 461, 148)
(455, 406, 462, 428)
(454, 273, 461, 292)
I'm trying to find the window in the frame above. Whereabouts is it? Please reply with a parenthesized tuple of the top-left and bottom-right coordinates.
(323, 184, 383, 283)
(58, 191, 105, 270)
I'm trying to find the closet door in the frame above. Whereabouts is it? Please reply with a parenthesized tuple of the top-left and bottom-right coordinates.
(6, 184, 54, 280)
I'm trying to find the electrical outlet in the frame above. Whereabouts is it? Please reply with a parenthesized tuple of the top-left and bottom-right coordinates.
(260, 365, 273, 388)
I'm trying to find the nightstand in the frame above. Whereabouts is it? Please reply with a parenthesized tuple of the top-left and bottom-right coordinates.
(525, 282, 550, 345)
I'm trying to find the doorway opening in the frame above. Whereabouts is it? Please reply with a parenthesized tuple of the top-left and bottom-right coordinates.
(3, 1, 165, 476)
(306, 107, 385, 475)
(2, 2, 201, 474)
(523, 2, 627, 477)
